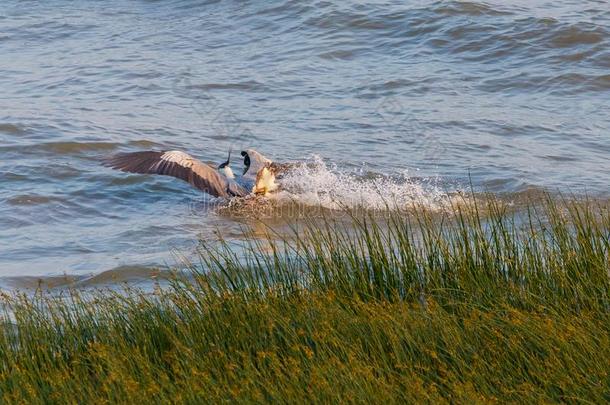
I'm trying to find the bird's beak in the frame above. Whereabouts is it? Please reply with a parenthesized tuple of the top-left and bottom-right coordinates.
(225, 149, 232, 167)
(218, 149, 231, 170)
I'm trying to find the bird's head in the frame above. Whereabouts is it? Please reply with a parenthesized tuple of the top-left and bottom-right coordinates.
(241, 149, 271, 176)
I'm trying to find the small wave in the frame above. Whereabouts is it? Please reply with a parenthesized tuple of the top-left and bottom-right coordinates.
(6, 194, 66, 206)
(0, 141, 118, 156)
(11, 20, 98, 45)
(433, 1, 515, 17)
(74, 265, 167, 288)
(319, 49, 359, 60)
(128, 139, 164, 148)
(0, 123, 26, 135)
(550, 25, 605, 48)
(39, 141, 118, 154)
(0, 265, 168, 290)
(478, 72, 610, 94)
(0, 172, 29, 182)
(186, 80, 269, 92)
(0, 275, 82, 290)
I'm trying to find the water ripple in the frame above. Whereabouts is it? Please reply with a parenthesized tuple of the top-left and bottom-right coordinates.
(0, 0, 608, 280)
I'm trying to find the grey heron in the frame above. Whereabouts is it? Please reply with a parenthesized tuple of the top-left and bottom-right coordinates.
(104, 149, 286, 199)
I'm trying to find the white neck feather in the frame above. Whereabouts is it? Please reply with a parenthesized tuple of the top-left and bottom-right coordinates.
(222, 166, 235, 179)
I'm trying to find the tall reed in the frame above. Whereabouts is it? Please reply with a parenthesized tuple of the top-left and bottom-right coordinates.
(0, 195, 608, 403)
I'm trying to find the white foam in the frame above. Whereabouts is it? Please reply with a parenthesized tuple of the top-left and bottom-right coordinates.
(276, 155, 454, 211)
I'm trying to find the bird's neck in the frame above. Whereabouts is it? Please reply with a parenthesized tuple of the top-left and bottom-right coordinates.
(222, 166, 235, 179)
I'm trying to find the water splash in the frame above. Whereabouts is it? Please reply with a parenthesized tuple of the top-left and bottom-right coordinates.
(276, 155, 454, 211)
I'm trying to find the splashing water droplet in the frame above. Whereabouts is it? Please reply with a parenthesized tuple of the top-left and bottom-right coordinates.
(276, 155, 455, 211)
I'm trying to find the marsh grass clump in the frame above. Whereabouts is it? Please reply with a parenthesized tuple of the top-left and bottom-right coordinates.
(0, 195, 608, 403)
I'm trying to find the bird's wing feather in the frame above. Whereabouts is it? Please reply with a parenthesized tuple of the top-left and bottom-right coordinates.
(268, 162, 294, 178)
(104, 150, 248, 198)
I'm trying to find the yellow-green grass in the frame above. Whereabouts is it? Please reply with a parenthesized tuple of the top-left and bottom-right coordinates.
(0, 195, 608, 403)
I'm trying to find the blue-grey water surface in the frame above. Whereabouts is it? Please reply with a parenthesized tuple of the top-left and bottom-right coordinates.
(1, 0, 609, 285)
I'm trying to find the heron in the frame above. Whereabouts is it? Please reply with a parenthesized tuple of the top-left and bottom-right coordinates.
(104, 149, 287, 199)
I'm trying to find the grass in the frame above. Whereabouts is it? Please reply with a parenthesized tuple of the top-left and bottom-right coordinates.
(0, 194, 608, 403)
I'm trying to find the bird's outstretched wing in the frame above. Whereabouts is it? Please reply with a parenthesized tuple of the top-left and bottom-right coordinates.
(104, 150, 248, 198)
